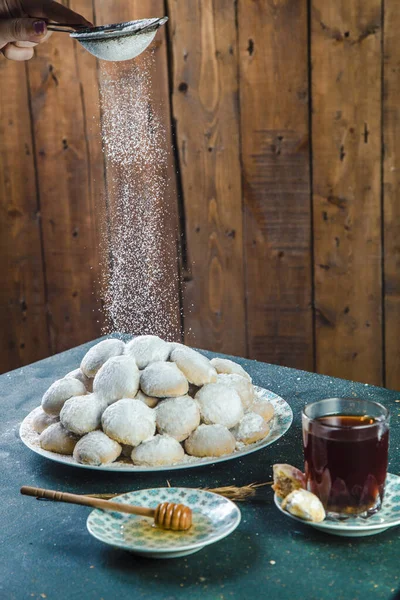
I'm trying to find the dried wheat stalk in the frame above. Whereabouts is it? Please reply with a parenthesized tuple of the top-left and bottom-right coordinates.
(202, 482, 272, 501)
(87, 482, 272, 502)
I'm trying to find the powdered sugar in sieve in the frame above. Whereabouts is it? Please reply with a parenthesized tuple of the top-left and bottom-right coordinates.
(70, 17, 168, 62)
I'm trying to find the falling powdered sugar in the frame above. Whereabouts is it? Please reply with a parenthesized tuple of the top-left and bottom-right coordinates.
(99, 55, 181, 340)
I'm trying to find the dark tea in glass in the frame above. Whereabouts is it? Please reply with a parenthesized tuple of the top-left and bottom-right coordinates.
(302, 398, 389, 518)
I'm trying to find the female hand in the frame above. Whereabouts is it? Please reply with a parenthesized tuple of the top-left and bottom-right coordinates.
(0, 0, 92, 61)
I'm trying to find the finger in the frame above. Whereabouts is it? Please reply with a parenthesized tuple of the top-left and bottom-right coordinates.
(40, 0, 92, 26)
(12, 32, 52, 47)
(14, 41, 37, 47)
(2, 43, 35, 61)
(0, 18, 47, 48)
(36, 29, 53, 43)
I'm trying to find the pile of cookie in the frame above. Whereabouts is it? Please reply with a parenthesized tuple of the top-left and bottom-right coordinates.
(31, 336, 275, 467)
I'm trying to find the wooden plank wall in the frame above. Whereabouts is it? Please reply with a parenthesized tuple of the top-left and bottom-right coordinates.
(1, 0, 399, 390)
(312, 1, 383, 384)
(27, 0, 104, 355)
(0, 60, 49, 371)
(168, 0, 246, 355)
(238, 0, 313, 371)
(384, 0, 400, 391)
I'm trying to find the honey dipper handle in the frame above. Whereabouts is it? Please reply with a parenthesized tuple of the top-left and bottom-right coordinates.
(20, 486, 155, 518)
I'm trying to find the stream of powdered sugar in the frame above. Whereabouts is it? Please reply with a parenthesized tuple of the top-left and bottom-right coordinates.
(98, 55, 181, 340)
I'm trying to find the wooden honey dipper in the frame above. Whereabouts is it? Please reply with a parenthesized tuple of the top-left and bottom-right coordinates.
(20, 486, 192, 531)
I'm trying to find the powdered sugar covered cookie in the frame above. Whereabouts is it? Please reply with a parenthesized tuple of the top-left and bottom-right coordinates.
(210, 358, 251, 382)
(184, 424, 236, 457)
(32, 408, 58, 434)
(156, 396, 200, 441)
(93, 355, 140, 405)
(140, 362, 188, 398)
(232, 412, 270, 445)
(125, 335, 171, 369)
(80, 339, 125, 378)
(60, 394, 107, 436)
(73, 431, 122, 466)
(135, 389, 159, 409)
(217, 373, 255, 410)
(170, 346, 217, 386)
(282, 489, 326, 523)
(65, 368, 93, 393)
(41, 378, 86, 417)
(39, 423, 79, 455)
(272, 464, 306, 499)
(251, 397, 275, 423)
(131, 434, 184, 466)
(195, 383, 243, 429)
(102, 398, 156, 446)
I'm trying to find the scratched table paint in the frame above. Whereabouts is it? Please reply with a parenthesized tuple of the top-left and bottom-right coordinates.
(1, 337, 399, 600)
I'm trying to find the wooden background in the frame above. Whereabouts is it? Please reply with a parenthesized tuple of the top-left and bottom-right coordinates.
(1, 0, 399, 390)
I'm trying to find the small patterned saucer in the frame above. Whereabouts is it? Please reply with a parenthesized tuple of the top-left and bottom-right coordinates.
(274, 473, 400, 537)
(87, 487, 241, 558)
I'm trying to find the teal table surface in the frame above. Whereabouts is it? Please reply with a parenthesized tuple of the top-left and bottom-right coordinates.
(1, 337, 400, 600)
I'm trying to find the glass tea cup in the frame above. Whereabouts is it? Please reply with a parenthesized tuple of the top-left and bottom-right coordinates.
(302, 398, 390, 519)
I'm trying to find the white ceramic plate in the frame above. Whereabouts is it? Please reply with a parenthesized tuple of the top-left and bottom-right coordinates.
(87, 487, 241, 558)
(19, 386, 292, 472)
(274, 473, 400, 537)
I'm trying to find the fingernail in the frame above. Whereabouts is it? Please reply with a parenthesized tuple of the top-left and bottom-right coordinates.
(33, 20, 46, 35)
